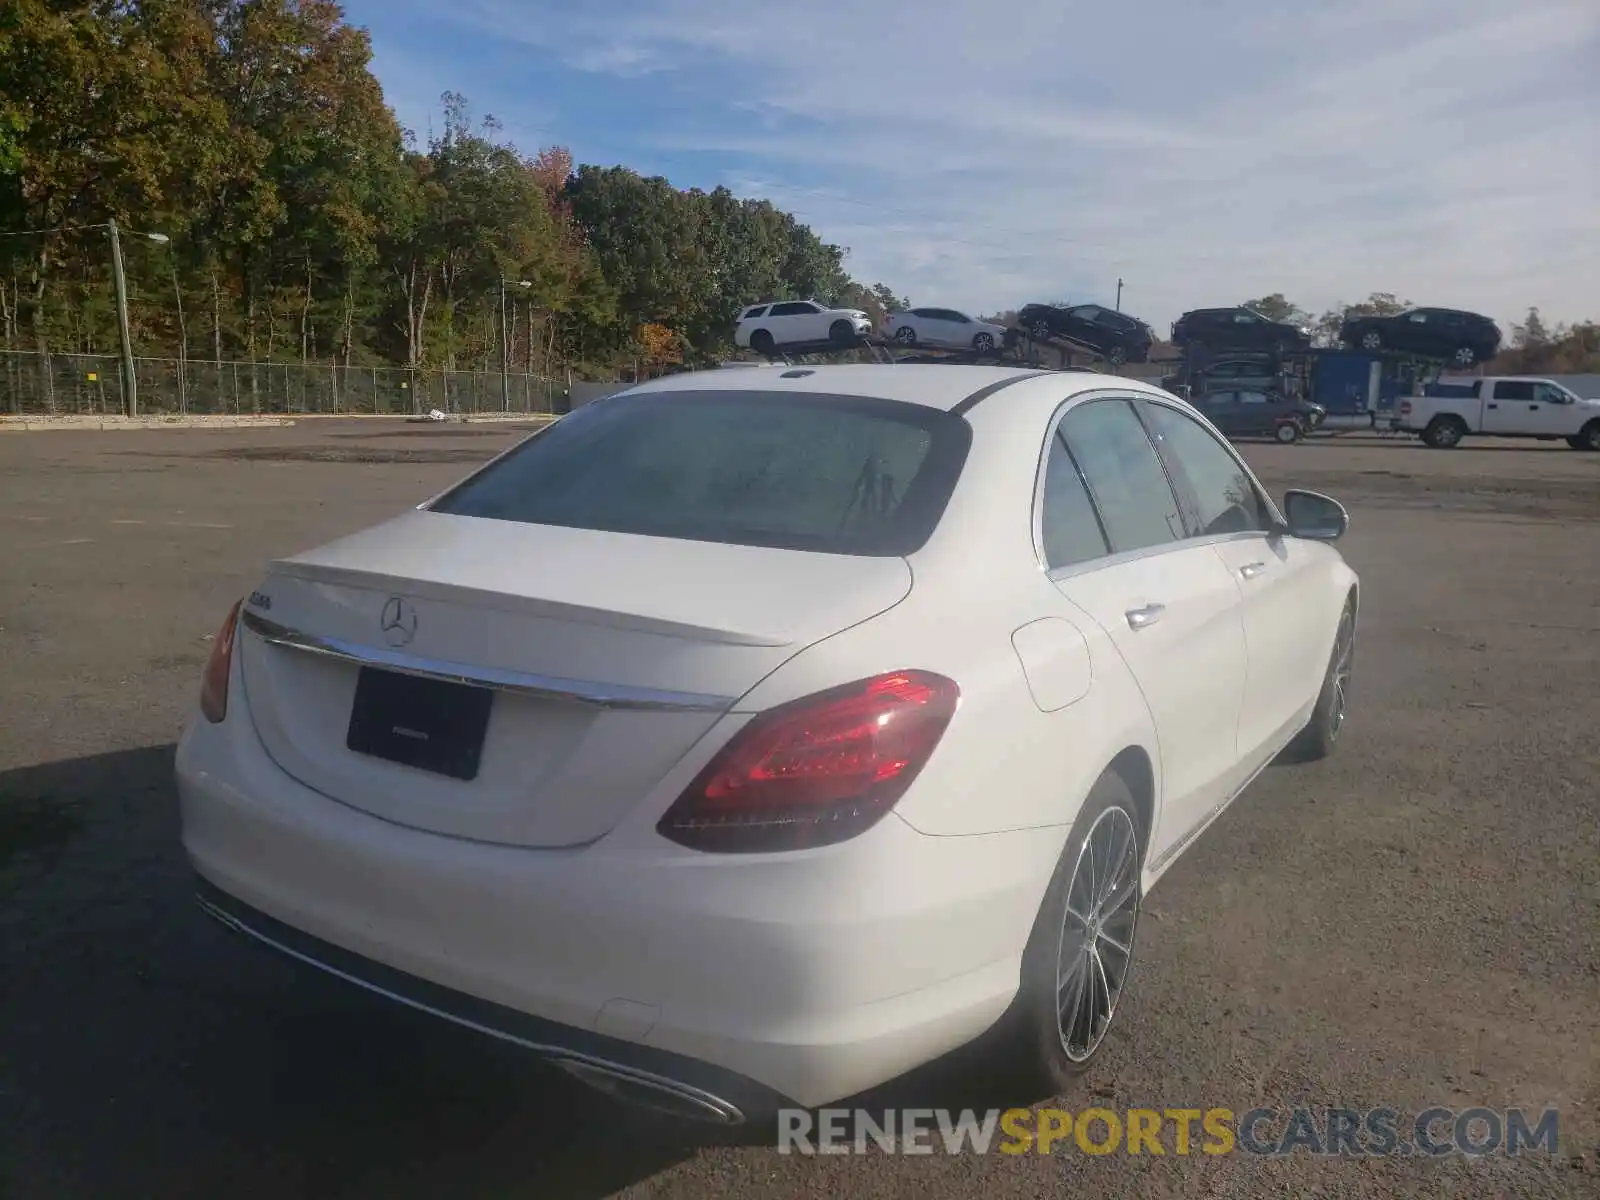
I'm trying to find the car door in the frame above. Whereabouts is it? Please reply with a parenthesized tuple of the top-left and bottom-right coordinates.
(764, 301, 811, 343)
(931, 308, 972, 347)
(1233, 390, 1277, 436)
(1529, 382, 1583, 434)
(1398, 310, 1436, 356)
(1198, 389, 1243, 437)
(1479, 379, 1535, 433)
(1045, 395, 1249, 864)
(1063, 305, 1102, 347)
(1136, 398, 1328, 767)
(1220, 310, 1256, 349)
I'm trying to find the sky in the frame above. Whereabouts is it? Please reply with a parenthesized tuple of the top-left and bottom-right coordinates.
(342, 0, 1600, 333)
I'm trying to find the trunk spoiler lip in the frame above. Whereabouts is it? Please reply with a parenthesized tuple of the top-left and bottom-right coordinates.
(262, 558, 797, 649)
(239, 607, 737, 713)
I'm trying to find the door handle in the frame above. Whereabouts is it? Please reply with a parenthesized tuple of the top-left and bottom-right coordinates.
(1487, 403, 1498, 409)
(1239, 562, 1267, 580)
(1125, 604, 1165, 630)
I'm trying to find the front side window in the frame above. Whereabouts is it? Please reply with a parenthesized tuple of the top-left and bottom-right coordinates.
(430, 391, 971, 557)
(1057, 400, 1185, 554)
(1139, 401, 1270, 537)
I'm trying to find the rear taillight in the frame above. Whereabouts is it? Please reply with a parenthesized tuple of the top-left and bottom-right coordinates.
(657, 670, 960, 853)
(1400, 400, 1412, 415)
(199, 599, 243, 723)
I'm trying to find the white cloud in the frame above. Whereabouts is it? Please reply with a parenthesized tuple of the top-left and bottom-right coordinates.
(445, 0, 1600, 328)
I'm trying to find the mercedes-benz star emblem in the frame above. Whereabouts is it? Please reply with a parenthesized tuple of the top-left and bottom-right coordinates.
(379, 596, 418, 648)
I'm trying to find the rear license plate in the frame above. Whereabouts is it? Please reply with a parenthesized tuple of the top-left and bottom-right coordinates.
(345, 668, 494, 781)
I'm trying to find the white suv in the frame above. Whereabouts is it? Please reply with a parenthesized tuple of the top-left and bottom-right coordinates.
(734, 300, 872, 354)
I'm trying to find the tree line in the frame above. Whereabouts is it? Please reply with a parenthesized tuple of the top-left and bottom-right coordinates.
(0, 0, 903, 381)
(1, 1, 1593, 382)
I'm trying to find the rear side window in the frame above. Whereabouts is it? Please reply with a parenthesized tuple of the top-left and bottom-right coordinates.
(1058, 399, 1185, 554)
(1040, 430, 1110, 569)
(430, 391, 971, 557)
(741, 305, 768, 319)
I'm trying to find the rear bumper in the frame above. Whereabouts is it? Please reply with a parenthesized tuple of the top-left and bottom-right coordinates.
(193, 875, 788, 1123)
(175, 679, 1054, 1113)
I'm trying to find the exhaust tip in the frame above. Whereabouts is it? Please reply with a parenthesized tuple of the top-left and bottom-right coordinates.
(552, 1058, 746, 1125)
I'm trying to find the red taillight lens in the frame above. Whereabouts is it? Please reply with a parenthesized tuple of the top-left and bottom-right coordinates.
(657, 670, 960, 853)
(1400, 400, 1412, 414)
(199, 600, 243, 723)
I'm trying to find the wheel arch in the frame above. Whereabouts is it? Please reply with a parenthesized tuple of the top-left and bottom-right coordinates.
(1105, 745, 1156, 862)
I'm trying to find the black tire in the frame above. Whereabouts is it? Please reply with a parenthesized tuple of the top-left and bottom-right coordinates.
(828, 320, 855, 346)
(1359, 330, 1382, 351)
(1030, 321, 1052, 343)
(973, 332, 996, 354)
(750, 329, 774, 355)
(992, 769, 1144, 1097)
(1421, 415, 1467, 448)
(1572, 421, 1600, 452)
(1284, 600, 1356, 763)
(894, 326, 917, 346)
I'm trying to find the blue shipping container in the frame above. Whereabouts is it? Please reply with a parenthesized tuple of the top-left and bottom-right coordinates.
(1311, 352, 1420, 413)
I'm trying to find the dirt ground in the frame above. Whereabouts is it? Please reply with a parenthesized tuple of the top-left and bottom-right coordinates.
(2, 420, 1597, 1199)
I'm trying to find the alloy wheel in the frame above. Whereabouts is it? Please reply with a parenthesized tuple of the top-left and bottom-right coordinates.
(1328, 609, 1355, 739)
(1453, 346, 1476, 367)
(1055, 805, 1140, 1063)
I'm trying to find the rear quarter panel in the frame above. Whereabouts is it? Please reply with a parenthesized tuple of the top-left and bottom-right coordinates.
(731, 381, 1161, 840)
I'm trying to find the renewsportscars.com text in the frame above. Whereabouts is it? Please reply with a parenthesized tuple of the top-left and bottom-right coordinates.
(777, 1106, 1560, 1157)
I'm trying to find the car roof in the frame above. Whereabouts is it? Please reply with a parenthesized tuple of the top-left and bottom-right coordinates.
(615, 363, 1158, 414)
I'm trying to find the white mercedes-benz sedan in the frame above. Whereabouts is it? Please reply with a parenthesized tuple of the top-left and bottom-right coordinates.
(176, 364, 1359, 1125)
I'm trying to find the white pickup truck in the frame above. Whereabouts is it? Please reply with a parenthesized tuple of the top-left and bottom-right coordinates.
(1396, 376, 1600, 450)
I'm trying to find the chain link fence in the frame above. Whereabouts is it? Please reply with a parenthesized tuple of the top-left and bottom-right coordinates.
(0, 351, 566, 416)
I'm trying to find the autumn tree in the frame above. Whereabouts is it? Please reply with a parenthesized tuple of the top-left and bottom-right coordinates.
(1241, 294, 1310, 326)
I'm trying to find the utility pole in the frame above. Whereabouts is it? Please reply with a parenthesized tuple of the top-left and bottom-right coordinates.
(500, 278, 531, 412)
(499, 276, 510, 412)
(108, 220, 138, 417)
(1115, 278, 1124, 312)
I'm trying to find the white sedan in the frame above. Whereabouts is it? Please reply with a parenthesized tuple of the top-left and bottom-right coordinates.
(177, 364, 1359, 1124)
(885, 306, 1009, 354)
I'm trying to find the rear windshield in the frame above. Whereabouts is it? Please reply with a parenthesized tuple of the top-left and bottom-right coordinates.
(429, 390, 972, 557)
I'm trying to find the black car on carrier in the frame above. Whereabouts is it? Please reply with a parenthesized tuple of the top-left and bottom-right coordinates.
(1171, 306, 1312, 355)
(1016, 302, 1154, 365)
(1338, 307, 1501, 367)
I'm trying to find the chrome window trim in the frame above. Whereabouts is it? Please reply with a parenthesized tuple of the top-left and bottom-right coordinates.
(238, 608, 734, 713)
(1029, 387, 1287, 577)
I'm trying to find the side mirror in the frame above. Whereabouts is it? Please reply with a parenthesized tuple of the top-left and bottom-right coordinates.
(1282, 490, 1349, 541)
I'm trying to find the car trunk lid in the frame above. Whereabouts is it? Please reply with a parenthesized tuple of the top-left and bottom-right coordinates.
(237, 510, 913, 848)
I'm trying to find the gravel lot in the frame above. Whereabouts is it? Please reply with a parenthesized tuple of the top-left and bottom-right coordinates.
(2, 420, 1597, 1199)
